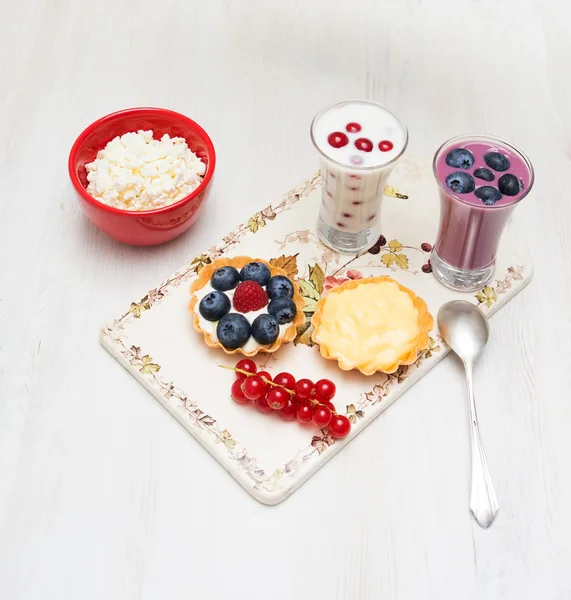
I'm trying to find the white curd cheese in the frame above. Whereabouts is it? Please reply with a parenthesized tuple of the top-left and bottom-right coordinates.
(85, 130, 206, 211)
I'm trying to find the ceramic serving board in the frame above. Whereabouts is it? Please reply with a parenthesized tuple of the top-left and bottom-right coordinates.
(100, 157, 533, 505)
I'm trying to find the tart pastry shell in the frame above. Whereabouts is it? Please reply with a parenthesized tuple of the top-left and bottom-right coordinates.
(311, 276, 434, 375)
(189, 256, 305, 357)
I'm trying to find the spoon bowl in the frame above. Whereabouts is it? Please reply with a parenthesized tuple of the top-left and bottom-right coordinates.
(438, 300, 489, 365)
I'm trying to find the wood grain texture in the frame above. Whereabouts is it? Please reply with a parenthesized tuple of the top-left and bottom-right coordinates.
(1, 0, 570, 598)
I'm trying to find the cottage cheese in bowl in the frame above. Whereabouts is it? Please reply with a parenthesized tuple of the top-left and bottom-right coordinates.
(85, 130, 206, 211)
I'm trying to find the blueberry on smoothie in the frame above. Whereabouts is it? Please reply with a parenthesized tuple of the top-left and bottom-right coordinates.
(474, 167, 495, 182)
(445, 148, 475, 169)
(484, 152, 510, 172)
(475, 186, 502, 205)
(498, 173, 522, 196)
(446, 172, 475, 194)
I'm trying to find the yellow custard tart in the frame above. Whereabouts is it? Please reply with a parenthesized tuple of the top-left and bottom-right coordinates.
(189, 256, 305, 357)
(311, 276, 434, 375)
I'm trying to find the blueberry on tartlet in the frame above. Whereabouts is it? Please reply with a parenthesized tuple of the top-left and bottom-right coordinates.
(266, 275, 294, 299)
(240, 262, 271, 286)
(217, 313, 251, 349)
(199, 291, 231, 321)
(251, 314, 280, 345)
(268, 296, 297, 324)
(211, 266, 240, 291)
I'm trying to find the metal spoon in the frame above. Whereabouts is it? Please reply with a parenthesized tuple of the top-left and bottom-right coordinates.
(438, 300, 499, 529)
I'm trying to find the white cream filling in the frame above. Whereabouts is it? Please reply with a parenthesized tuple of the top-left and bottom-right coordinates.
(193, 283, 289, 352)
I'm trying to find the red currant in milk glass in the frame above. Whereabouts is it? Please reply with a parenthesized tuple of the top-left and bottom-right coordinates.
(310, 100, 408, 253)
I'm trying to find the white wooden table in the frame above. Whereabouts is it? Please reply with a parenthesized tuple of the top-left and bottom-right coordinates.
(1, 1, 570, 598)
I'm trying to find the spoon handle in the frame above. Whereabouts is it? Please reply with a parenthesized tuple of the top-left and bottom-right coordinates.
(465, 365, 499, 529)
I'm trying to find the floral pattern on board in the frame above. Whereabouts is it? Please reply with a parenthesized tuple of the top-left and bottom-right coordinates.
(475, 265, 526, 307)
(101, 166, 530, 495)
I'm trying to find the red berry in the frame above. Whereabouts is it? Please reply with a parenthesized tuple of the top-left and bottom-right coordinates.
(267, 387, 288, 410)
(279, 398, 298, 421)
(243, 376, 266, 400)
(327, 132, 349, 148)
(296, 402, 314, 423)
(324, 401, 336, 413)
(355, 138, 373, 152)
(294, 378, 315, 400)
(255, 395, 273, 413)
(313, 405, 332, 428)
(329, 414, 351, 438)
(233, 281, 268, 313)
(315, 379, 336, 401)
(421, 242, 433, 252)
(378, 140, 394, 152)
(231, 379, 249, 404)
(235, 359, 256, 379)
(274, 372, 296, 391)
(421, 262, 432, 274)
(346, 122, 362, 133)
(257, 370, 272, 384)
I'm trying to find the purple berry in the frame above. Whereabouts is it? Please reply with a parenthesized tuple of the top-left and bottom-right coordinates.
(484, 152, 510, 172)
(445, 148, 475, 169)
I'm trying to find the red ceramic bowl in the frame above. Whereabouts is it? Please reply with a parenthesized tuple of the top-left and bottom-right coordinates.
(68, 107, 216, 246)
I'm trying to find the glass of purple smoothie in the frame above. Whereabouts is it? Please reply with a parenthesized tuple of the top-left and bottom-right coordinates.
(431, 134, 534, 291)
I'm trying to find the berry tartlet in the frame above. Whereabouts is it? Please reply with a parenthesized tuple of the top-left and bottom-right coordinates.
(311, 276, 434, 375)
(189, 257, 305, 356)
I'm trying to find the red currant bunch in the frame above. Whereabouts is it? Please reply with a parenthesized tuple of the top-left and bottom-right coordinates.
(226, 360, 351, 439)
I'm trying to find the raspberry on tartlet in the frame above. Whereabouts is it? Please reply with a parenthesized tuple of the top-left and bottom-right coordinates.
(233, 281, 269, 313)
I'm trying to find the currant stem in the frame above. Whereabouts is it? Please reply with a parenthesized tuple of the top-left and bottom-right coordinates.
(309, 397, 337, 415)
(220, 364, 340, 417)
(218, 365, 296, 395)
(331, 251, 367, 277)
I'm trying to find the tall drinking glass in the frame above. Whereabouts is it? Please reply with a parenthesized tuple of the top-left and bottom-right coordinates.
(310, 100, 408, 254)
(431, 134, 534, 291)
